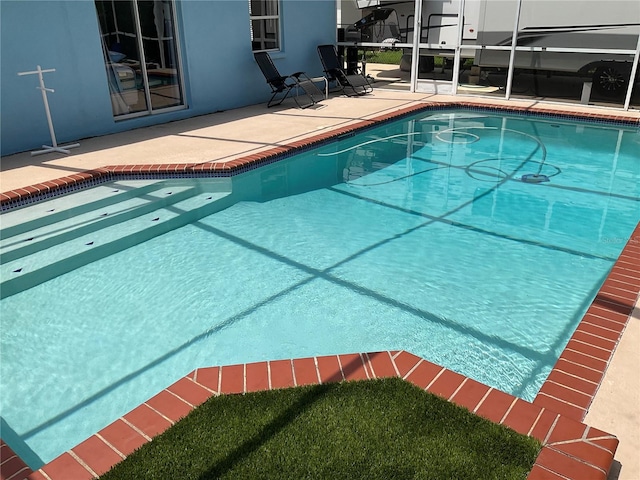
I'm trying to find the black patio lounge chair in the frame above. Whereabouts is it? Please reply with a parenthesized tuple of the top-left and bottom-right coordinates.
(317, 44, 373, 96)
(254, 51, 324, 108)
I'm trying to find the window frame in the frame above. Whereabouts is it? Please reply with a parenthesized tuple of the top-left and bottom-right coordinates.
(249, 0, 282, 52)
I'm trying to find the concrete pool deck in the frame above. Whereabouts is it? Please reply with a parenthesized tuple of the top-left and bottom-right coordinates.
(1, 89, 638, 480)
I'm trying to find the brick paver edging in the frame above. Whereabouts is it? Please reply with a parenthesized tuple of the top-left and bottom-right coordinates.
(2, 101, 638, 211)
(0, 349, 625, 480)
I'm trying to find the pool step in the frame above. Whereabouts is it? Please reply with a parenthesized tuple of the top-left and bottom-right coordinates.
(0, 185, 198, 264)
(0, 180, 235, 299)
(1, 180, 167, 238)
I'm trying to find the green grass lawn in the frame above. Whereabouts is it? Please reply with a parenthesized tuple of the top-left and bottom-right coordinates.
(363, 49, 403, 64)
(361, 49, 449, 67)
(99, 378, 541, 480)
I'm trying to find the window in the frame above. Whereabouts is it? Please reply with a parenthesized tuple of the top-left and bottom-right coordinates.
(249, 0, 280, 51)
(95, 0, 185, 118)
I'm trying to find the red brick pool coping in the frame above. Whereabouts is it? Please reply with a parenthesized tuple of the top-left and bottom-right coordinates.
(1, 102, 639, 479)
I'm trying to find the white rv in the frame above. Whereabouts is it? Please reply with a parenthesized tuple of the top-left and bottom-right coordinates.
(349, 0, 640, 96)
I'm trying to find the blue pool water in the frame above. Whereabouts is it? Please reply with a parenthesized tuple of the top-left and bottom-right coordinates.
(1, 110, 639, 468)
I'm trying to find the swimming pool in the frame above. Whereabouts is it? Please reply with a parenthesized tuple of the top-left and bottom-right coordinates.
(1, 109, 639, 469)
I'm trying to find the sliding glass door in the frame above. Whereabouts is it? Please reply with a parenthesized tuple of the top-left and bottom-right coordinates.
(95, 0, 185, 118)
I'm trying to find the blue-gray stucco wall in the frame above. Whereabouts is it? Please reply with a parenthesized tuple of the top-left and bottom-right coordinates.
(0, 0, 336, 156)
